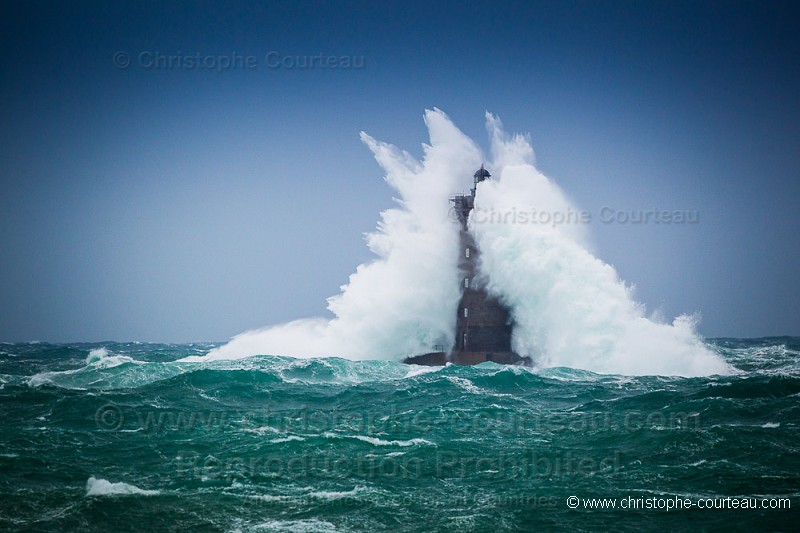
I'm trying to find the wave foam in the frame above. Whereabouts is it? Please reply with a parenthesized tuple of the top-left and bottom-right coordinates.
(85, 476, 160, 496)
(349, 435, 433, 447)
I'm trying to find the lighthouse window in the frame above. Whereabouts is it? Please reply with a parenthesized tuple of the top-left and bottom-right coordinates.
(464, 277, 470, 288)
(463, 333, 468, 348)
(465, 247, 470, 259)
(463, 307, 468, 318)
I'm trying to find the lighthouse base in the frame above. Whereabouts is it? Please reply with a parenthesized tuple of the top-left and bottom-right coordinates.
(403, 351, 531, 366)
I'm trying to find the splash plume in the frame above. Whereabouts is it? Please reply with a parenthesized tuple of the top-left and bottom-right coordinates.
(473, 114, 729, 376)
(188, 109, 729, 376)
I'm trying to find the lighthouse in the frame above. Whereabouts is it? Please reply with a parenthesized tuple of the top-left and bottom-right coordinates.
(404, 166, 530, 366)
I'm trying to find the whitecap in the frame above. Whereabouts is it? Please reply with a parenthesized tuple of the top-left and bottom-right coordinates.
(349, 435, 433, 447)
(85, 476, 160, 496)
(403, 365, 442, 378)
(270, 436, 305, 443)
(309, 486, 366, 499)
(243, 426, 281, 435)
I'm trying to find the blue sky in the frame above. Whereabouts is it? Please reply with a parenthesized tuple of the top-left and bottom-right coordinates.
(1, 0, 798, 342)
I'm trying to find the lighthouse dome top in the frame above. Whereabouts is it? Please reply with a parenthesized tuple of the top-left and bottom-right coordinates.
(473, 166, 491, 180)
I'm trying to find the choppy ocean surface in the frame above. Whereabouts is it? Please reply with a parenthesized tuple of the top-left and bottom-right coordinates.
(1, 339, 798, 531)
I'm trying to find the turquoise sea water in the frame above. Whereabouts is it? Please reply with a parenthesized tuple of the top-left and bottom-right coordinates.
(1, 339, 798, 531)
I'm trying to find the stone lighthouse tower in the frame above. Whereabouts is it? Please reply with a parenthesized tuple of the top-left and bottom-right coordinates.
(404, 166, 529, 366)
